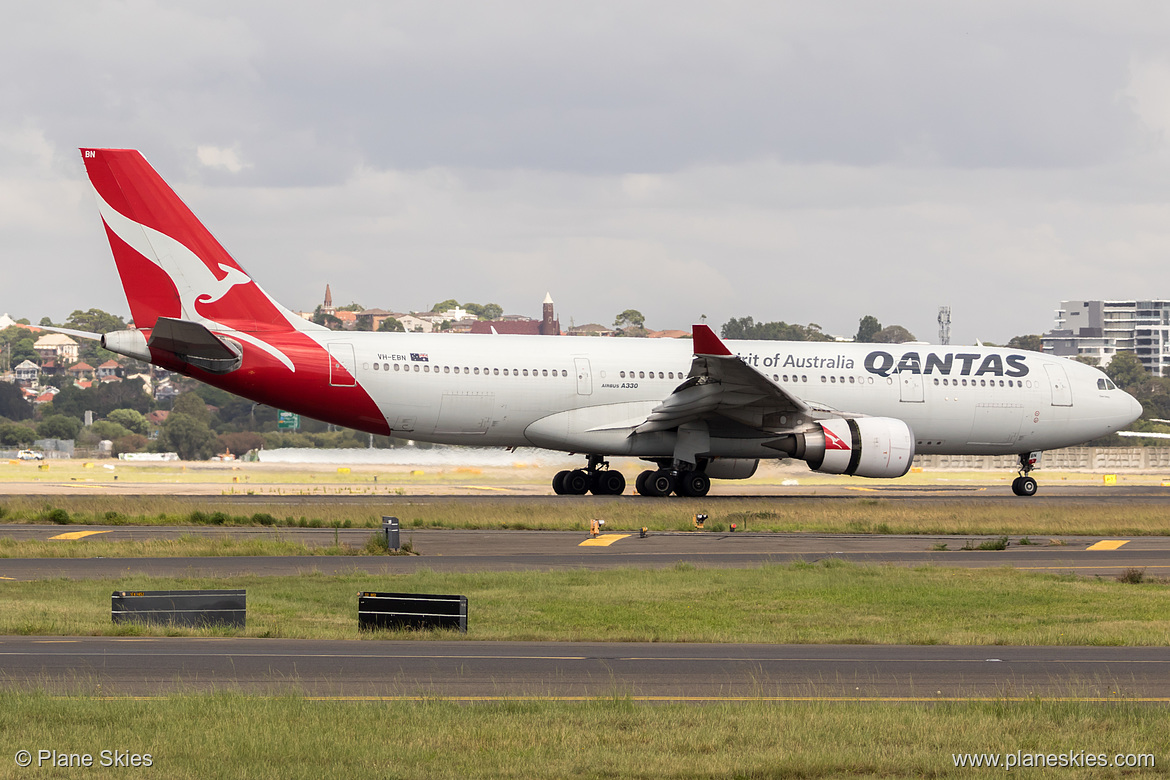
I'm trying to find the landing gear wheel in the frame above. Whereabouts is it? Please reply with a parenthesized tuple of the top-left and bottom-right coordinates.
(1012, 476, 1038, 497)
(563, 469, 590, 495)
(644, 469, 676, 497)
(590, 470, 626, 496)
(677, 470, 711, 498)
(635, 470, 654, 496)
(552, 470, 570, 495)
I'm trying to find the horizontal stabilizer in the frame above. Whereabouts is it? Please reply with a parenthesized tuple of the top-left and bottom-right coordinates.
(147, 317, 242, 373)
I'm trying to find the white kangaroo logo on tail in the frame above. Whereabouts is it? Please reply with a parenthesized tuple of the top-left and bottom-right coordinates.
(93, 187, 297, 371)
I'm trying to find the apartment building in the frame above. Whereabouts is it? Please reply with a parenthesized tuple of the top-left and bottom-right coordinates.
(1043, 300, 1170, 376)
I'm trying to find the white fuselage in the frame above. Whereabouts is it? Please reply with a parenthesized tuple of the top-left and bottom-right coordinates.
(318, 332, 1141, 458)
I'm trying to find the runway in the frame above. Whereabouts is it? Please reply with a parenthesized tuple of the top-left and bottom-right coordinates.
(1, 636, 1165, 700)
(1, 526, 1168, 580)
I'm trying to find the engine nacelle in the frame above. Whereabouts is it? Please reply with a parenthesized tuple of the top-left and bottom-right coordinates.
(704, 458, 759, 480)
(774, 417, 914, 478)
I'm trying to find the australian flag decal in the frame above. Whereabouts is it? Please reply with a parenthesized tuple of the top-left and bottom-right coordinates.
(410, 353, 429, 362)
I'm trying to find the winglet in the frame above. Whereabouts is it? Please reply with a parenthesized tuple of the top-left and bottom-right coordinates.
(692, 324, 733, 356)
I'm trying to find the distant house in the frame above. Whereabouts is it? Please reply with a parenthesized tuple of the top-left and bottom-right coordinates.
(125, 372, 154, 395)
(146, 410, 170, 426)
(568, 323, 615, 337)
(13, 359, 39, 385)
(96, 360, 120, 379)
(68, 362, 95, 382)
(469, 319, 540, 335)
(357, 308, 394, 331)
(155, 383, 180, 404)
(648, 330, 690, 339)
(395, 313, 434, 333)
(333, 310, 358, 329)
(34, 333, 78, 363)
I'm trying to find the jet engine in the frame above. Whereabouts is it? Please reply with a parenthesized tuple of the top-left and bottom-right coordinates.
(773, 417, 914, 478)
(703, 458, 759, 480)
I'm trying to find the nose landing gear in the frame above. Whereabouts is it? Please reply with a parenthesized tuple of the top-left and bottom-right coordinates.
(1011, 451, 1041, 497)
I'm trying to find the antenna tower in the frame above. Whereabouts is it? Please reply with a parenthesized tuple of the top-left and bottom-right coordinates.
(938, 305, 951, 345)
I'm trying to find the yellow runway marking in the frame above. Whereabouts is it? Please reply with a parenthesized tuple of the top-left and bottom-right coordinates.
(49, 530, 112, 541)
(463, 485, 512, 492)
(579, 534, 631, 547)
(1086, 540, 1130, 551)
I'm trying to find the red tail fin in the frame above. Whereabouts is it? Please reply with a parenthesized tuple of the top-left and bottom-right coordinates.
(80, 148, 309, 333)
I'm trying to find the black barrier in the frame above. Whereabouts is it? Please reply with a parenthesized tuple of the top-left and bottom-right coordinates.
(358, 591, 467, 632)
(112, 589, 246, 628)
(382, 515, 400, 551)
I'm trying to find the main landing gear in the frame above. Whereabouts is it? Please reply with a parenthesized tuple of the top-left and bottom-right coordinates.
(635, 465, 711, 498)
(1011, 451, 1041, 497)
(552, 455, 626, 496)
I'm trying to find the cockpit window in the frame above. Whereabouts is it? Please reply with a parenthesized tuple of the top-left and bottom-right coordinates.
(1098, 378, 1107, 390)
(1098, 378, 1118, 391)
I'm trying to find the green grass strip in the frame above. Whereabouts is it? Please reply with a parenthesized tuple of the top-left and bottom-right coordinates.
(1, 693, 1165, 779)
(2, 562, 1168, 645)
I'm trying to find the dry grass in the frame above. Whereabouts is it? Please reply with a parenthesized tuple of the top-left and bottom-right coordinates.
(5, 493, 1170, 536)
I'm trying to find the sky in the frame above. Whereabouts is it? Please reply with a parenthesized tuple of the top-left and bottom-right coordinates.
(4, 1, 1170, 344)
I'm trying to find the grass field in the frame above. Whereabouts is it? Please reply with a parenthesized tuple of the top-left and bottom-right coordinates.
(5, 492, 1170, 536)
(2, 562, 1167, 645)
(0, 534, 392, 559)
(1, 693, 1163, 779)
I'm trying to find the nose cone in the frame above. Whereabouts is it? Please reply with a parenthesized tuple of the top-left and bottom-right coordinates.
(1125, 392, 1144, 425)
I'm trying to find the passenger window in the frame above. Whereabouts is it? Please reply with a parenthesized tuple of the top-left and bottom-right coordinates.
(444, 366, 450, 374)
(373, 363, 379, 371)
(542, 369, 548, 377)
(523, 369, 529, 377)
(393, 363, 400, 371)
(639, 371, 645, 379)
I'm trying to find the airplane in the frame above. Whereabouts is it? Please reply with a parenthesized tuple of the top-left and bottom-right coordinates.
(68, 148, 1143, 498)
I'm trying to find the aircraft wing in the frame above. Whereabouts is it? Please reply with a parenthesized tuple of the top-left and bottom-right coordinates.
(634, 325, 812, 434)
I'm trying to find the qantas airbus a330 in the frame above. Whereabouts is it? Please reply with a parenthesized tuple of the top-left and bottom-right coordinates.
(65, 148, 1141, 497)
